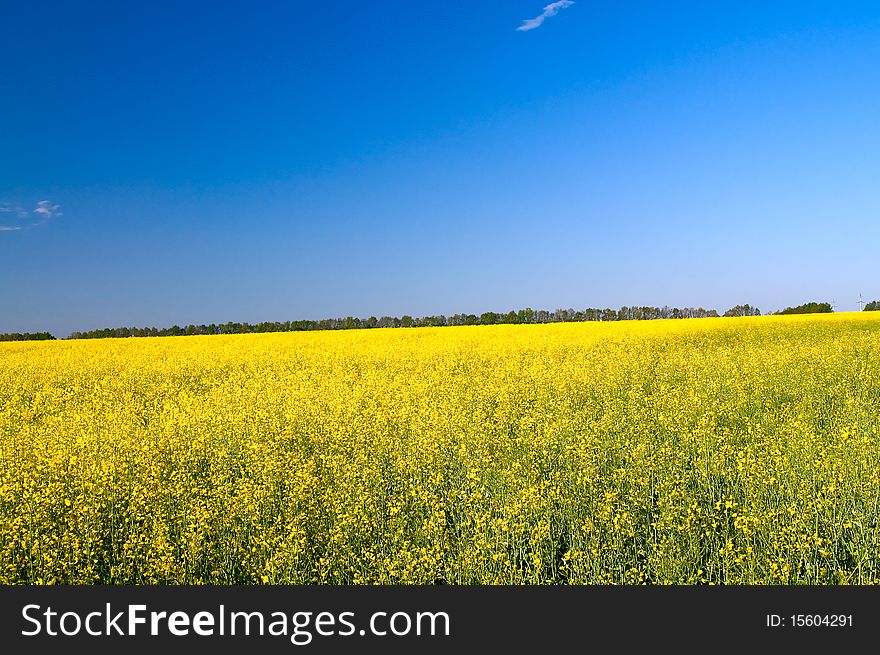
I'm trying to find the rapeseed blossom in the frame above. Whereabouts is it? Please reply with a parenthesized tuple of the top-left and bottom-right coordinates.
(1, 313, 878, 584)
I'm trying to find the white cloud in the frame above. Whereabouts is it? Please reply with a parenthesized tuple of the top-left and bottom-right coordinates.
(0, 199, 62, 232)
(33, 200, 62, 219)
(517, 1, 575, 32)
(0, 203, 28, 218)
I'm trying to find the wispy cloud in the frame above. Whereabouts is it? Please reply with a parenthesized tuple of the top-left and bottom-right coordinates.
(0, 200, 62, 232)
(0, 203, 28, 218)
(517, 1, 575, 32)
(33, 200, 62, 220)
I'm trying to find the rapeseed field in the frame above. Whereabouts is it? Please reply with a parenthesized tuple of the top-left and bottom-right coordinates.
(1, 313, 878, 584)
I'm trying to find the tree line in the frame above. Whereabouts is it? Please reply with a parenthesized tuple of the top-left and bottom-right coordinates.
(775, 302, 834, 315)
(0, 332, 56, 342)
(67, 305, 722, 340)
(5, 299, 876, 342)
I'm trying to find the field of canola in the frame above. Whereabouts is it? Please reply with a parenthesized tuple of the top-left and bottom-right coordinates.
(1, 312, 879, 584)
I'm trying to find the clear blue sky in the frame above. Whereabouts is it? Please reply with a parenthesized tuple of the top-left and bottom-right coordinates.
(2, 1, 879, 336)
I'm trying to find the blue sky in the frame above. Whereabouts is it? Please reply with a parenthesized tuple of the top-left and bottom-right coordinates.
(2, 1, 879, 336)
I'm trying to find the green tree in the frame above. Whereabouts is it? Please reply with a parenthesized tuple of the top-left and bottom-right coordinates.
(723, 304, 761, 317)
(776, 302, 833, 315)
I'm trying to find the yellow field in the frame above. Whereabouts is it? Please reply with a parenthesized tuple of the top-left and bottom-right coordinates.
(1, 313, 879, 584)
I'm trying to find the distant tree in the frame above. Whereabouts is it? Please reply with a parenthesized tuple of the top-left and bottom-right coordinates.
(60, 300, 735, 340)
(776, 302, 833, 315)
(517, 308, 534, 324)
(0, 332, 55, 341)
(865, 300, 880, 312)
(723, 304, 761, 317)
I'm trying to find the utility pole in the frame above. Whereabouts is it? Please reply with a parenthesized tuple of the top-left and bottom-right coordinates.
(858, 293, 865, 311)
